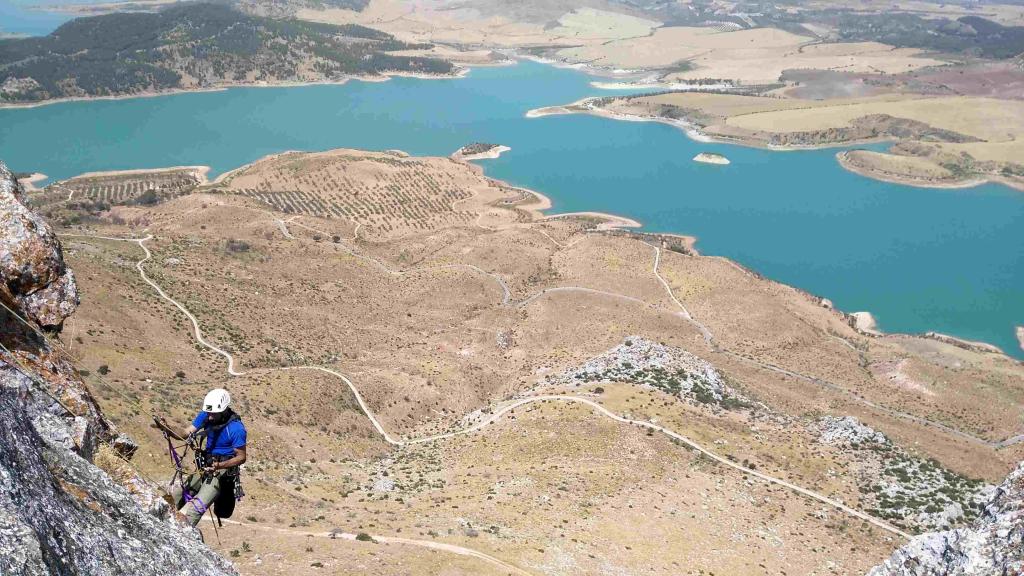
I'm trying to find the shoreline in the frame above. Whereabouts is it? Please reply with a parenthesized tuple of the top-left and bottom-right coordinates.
(0, 69, 467, 111)
(850, 311, 882, 336)
(847, 311, 1009, 357)
(64, 165, 211, 184)
(526, 99, 1024, 193)
(528, 99, 892, 151)
(540, 211, 642, 230)
(922, 332, 1006, 356)
(835, 150, 1024, 193)
(17, 172, 48, 191)
(1018, 327, 1024, 353)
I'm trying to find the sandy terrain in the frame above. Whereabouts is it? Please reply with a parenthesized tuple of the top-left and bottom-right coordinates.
(553, 26, 943, 83)
(296, 2, 561, 48)
(69, 165, 211, 183)
(35, 149, 1024, 576)
(796, 0, 1024, 26)
(725, 96, 1024, 142)
(548, 7, 660, 41)
(851, 311, 881, 335)
(296, 1, 661, 50)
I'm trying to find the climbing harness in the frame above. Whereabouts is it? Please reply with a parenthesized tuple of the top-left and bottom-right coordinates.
(156, 418, 221, 542)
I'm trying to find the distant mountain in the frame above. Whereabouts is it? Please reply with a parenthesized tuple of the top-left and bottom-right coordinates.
(0, 2, 452, 104)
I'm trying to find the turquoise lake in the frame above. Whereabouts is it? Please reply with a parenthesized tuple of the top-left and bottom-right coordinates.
(0, 0, 72, 36)
(1, 60, 1022, 358)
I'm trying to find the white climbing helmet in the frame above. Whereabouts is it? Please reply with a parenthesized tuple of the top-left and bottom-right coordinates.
(202, 388, 231, 413)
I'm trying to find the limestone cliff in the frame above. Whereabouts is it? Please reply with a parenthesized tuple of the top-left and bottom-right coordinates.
(867, 461, 1023, 576)
(0, 162, 236, 575)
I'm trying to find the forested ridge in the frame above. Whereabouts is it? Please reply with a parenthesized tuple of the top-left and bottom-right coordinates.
(0, 2, 452, 103)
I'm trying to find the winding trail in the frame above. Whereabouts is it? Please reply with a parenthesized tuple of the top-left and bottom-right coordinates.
(214, 518, 533, 576)
(64, 233, 246, 375)
(648, 244, 714, 345)
(67, 232, 918, 543)
(515, 286, 653, 310)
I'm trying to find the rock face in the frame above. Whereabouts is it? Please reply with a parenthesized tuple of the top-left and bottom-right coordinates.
(867, 461, 1024, 576)
(818, 415, 890, 446)
(0, 162, 79, 329)
(0, 163, 236, 576)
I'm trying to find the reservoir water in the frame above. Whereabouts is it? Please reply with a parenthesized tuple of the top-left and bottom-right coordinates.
(1, 61, 1022, 358)
(0, 0, 73, 36)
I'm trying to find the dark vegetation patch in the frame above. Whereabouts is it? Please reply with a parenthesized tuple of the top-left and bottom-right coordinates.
(0, 2, 451, 103)
(305, 0, 370, 11)
(856, 441, 988, 531)
(459, 143, 499, 155)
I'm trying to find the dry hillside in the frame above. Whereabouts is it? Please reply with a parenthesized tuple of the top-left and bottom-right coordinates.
(23, 148, 1024, 575)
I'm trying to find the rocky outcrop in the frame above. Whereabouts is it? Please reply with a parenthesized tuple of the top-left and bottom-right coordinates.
(816, 416, 990, 533)
(0, 162, 236, 576)
(0, 162, 79, 330)
(546, 336, 745, 408)
(867, 461, 1023, 576)
(817, 415, 890, 446)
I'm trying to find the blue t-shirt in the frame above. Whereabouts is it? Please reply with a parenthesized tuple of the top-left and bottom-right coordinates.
(192, 412, 247, 457)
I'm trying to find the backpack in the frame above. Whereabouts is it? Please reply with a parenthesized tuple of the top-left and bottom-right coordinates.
(213, 472, 239, 521)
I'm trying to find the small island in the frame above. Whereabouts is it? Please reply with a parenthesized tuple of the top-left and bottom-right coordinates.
(693, 152, 730, 165)
(1017, 326, 1023, 353)
(452, 143, 511, 161)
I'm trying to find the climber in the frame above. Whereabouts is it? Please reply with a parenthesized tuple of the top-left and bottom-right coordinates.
(153, 388, 247, 527)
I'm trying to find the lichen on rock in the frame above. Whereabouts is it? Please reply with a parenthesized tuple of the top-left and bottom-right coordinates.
(0, 162, 79, 330)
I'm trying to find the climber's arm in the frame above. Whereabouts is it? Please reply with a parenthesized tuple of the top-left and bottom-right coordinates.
(152, 415, 197, 441)
(207, 446, 246, 472)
